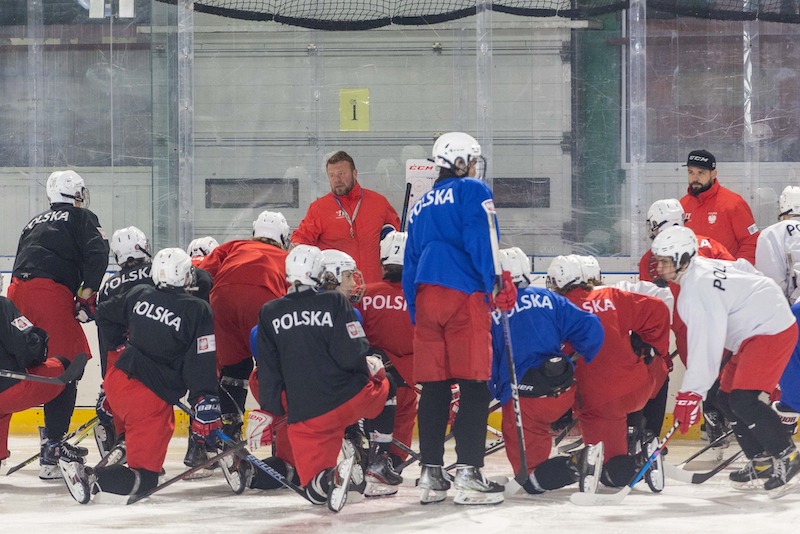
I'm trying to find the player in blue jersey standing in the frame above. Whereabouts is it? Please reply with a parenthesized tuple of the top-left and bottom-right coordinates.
(403, 132, 517, 505)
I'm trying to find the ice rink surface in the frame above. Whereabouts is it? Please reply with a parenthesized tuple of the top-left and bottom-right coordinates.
(3, 435, 800, 534)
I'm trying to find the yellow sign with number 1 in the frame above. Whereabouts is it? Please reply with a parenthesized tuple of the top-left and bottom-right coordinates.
(339, 88, 370, 131)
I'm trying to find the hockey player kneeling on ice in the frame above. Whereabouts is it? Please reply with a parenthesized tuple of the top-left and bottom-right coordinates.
(252, 245, 397, 509)
(489, 248, 605, 495)
(60, 248, 222, 504)
(546, 254, 672, 492)
(652, 226, 800, 497)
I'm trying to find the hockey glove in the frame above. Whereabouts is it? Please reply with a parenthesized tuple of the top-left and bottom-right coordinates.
(673, 391, 703, 434)
(191, 395, 222, 439)
(630, 331, 658, 365)
(366, 355, 386, 385)
(491, 270, 517, 312)
(75, 293, 97, 323)
(22, 325, 48, 368)
(246, 409, 275, 450)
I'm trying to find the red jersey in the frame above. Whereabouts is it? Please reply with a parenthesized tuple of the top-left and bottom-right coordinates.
(680, 179, 759, 263)
(199, 239, 288, 296)
(357, 280, 415, 386)
(565, 286, 670, 411)
(291, 182, 400, 284)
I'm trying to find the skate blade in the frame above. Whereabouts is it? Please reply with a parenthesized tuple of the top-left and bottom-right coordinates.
(39, 464, 63, 480)
(731, 480, 766, 492)
(767, 479, 800, 500)
(59, 460, 90, 504)
(327, 456, 355, 512)
(93, 491, 130, 505)
(454, 489, 504, 505)
(184, 469, 213, 480)
(419, 487, 448, 504)
(364, 478, 398, 498)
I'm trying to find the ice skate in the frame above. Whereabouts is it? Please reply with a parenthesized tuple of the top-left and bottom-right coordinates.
(58, 460, 95, 504)
(417, 464, 450, 504)
(40, 438, 87, 481)
(220, 453, 253, 495)
(327, 456, 356, 512)
(641, 433, 665, 492)
(94, 422, 117, 458)
(183, 434, 213, 479)
(730, 453, 773, 490)
(365, 450, 402, 497)
(765, 446, 800, 499)
(453, 465, 504, 505)
(571, 442, 603, 494)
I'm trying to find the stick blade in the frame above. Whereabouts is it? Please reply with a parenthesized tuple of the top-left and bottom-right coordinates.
(569, 486, 631, 506)
(58, 352, 89, 384)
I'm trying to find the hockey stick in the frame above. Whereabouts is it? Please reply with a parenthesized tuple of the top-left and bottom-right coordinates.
(676, 428, 735, 467)
(5, 416, 99, 476)
(485, 203, 528, 497)
(214, 429, 311, 502)
(0, 352, 88, 385)
(664, 449, 744, 484)
(570, 422, 680, 506)
(400, 182, 412, 231)
(126, 441, 247, 505)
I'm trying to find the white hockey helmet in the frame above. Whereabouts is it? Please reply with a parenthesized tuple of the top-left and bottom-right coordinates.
(380, 231, 407, 266)
(646, 198, 685, 239)
(111, 226, 150, 265)
(186, 236, 219, 258)
(46, 170, 89, 206)
(320, 249, 358, 284)
(431, 132, 483, 178)
(320, 249, 365, 302)
(500, 247, 532, 288)
(151, 248, 194, 289)
(651, 226, 698, 277)
(285, 244, 324, 286)
(253, 210, 291, 248)
(577, 255, 602, 284)
(546, 255, 584, 292)
(779, 186, 800, 220)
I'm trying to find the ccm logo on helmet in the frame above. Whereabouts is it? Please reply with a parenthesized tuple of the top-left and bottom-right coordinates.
(408, 165, 434, 171)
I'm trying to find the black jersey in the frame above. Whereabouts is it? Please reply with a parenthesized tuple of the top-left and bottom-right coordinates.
(96, 262, 154, 376)
(0, 296, 49, 394)
(13, 203, 109, 294)
(256, 288, 370, 424)
(96, 284, 217, 404)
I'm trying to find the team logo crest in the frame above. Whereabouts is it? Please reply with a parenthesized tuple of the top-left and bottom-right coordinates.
(707, 212, 717, 224)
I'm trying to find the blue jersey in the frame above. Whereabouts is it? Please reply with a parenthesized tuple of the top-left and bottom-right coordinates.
(778, 303, 800, 411)
(489, 286, 605, 405)
(402, 177, 498, 323)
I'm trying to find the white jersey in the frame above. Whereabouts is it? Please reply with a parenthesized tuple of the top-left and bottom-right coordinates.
(755, 219, 800, 303)
(677, 257, 796, 397)
(610, 280, 675, 321)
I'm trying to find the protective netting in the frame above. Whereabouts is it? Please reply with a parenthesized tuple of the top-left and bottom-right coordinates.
(153, 0, 800, 29)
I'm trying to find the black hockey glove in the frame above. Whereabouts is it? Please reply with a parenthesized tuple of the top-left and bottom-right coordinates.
(629, 331, 657, 364)
(75, 294, 97, 323)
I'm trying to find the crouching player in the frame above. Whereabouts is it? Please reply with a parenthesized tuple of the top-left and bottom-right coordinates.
(60, 248, 222, 504)
(248, 245, 395, 510)
(490, 247, 605, 495)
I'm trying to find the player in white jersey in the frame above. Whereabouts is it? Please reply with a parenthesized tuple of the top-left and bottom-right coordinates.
(652, 226, 800, 495)
(755, 185, 800, 303)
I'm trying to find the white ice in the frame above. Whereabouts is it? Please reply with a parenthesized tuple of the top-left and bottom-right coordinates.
(4, 435, 799, 533)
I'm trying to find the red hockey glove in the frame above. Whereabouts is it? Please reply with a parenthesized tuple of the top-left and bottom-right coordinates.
(246, 409, 275, 450)
(673, 391, 703, 434)
(75, 293, 97, 323)
(191, 395, 222, 439)
(366, 355, 386, 385)
(491, 270, 517, 312)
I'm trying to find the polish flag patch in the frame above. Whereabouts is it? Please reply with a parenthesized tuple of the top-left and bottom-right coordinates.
(346, 321, 366, 339)
(197, 334, 216, 354)
(11, 316, 33, 331)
